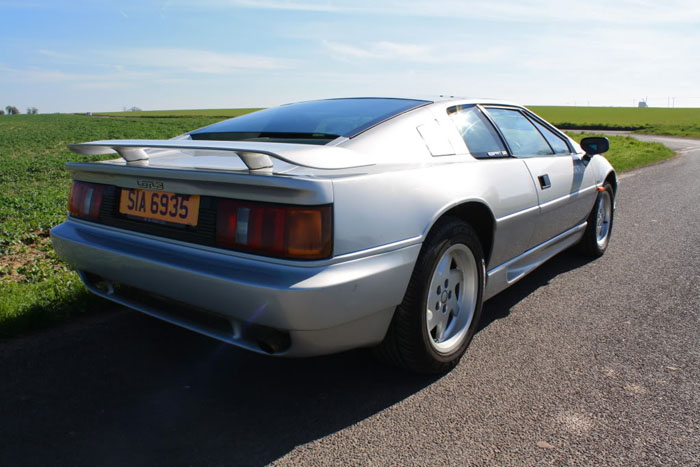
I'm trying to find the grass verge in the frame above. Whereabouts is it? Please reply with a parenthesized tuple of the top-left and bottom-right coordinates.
(567, 133, 675, 172)
(0, 270, 105, 338)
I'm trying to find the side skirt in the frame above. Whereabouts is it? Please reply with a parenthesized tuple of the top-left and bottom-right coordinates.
(484, 222, 587, 300)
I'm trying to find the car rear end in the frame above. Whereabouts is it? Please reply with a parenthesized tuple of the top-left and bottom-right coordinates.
(51, 98, 436, 356)
(50, 145, 422, 357)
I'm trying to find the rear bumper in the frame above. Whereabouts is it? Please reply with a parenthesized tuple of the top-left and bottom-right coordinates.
(50, 219, 420, 356)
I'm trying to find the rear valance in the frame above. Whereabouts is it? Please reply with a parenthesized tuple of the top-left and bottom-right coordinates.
(68, 139, 374, 172)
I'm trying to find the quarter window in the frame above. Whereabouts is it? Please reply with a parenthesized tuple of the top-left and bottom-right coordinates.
(530, 118, 571, 154)
(486, 108, 554, 158)
(447, 105, 508, 158)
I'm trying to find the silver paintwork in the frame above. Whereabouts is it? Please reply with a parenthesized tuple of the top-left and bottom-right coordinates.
(485, 222, 587, 300)
(51, 98, 617, 356)
(51, 218, 418, 356)
(69, 139, 375, 170)
(65, 161, 334, 206)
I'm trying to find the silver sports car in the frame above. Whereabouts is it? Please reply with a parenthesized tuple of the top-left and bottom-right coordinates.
(51, 97, 616, 373)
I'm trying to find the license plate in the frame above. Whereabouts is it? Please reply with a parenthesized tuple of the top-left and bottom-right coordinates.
(119, 188, 200, 226)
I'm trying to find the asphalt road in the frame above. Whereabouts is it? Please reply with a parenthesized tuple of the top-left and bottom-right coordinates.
(1, 135, 699, 466)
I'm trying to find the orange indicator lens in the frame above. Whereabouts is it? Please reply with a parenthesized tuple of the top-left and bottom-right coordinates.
(216, 200, 331, 260)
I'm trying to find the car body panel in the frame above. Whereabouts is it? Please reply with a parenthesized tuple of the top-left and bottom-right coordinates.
(331, 157, 540, 265)
(66, 161, 335, 206)
(51, 218, 419, 355)
(522, 154, 596, 245)
(485, 221, 587, 299)
(69, 139, 377, 170)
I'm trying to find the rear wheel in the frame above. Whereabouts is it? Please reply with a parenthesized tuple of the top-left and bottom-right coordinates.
(375, 218, 485, 373)
(578, 182, 614, 257)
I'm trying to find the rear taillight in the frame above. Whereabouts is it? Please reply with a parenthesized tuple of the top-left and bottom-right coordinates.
(216, 200, 332, 260)
(68, 181, 105, 221)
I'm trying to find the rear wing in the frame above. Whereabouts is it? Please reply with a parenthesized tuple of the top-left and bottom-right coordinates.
(68, 139, 374, 172)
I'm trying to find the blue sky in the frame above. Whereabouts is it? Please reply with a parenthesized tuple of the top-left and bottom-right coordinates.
(2, 0, 699, 112)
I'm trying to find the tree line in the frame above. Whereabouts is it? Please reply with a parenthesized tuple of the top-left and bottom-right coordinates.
(2, 106, 38, 115)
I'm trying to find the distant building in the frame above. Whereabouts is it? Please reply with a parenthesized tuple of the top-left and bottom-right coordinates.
(638, 101, 648, 108)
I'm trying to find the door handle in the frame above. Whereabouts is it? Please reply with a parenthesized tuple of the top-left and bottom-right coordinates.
(538, 174, 551, 189)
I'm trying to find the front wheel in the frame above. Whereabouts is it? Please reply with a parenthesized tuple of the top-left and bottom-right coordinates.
(375, 219, 485, 373)
(578, 182, 614, 257)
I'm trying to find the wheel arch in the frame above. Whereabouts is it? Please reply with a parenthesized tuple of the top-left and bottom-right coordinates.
(604, 170, 618, 195)
(425, 201, 496, 266)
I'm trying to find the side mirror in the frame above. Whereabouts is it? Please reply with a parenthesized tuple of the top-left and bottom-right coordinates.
(580, 136, 609, 156)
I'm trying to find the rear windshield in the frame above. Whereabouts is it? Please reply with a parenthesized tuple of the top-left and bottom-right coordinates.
(189, 98, 429, 145)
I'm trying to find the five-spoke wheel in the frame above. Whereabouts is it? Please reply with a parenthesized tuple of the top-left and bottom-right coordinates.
(426, 244, 479, 355)
(375, 218, 485, 373)
(579, 182, 615, 257)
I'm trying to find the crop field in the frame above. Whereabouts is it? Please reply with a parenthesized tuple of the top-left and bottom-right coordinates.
(0, 111, 679, 338)
(530, 106, 700, 137)
(0, 114, 222, 337)
(95, 108, 261, 118)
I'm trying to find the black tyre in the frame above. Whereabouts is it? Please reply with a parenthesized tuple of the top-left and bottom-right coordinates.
(375, 218, 485, 373)
(578, 182, 614, 257)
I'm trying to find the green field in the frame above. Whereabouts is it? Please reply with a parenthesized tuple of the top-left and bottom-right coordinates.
(0, 114, 222, 337)
(94, 108, 261, 118)
(0, 111, 682, 338)
(530, 106, 700, 138)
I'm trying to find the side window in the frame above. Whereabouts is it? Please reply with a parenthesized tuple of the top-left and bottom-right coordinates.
(529, 118, 571, 154)
(486, 108, 554, 158)
(447, 105, 508, 158)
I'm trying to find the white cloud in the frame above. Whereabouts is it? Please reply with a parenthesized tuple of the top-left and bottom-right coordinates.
(37, 49, 80, 62)
(76, 81, 132, 90)
(373, 42, 431, 59)
(0, 1, 46, 8)
(0, 65, 154, 86)
(3, 47, 293, 89)
(186, 0, 700, 24)
(228, 0, 350, 12)
(111, 47, 293, 73)
(0, 45, 299, 111)
(323, 40, 507, 65)
(323, 40, 435, 62)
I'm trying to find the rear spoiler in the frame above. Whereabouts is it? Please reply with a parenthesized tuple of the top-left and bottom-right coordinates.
(67, 139, 374, 172)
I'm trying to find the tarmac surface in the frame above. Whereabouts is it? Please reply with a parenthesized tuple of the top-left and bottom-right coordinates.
(1, 134, 698, 466)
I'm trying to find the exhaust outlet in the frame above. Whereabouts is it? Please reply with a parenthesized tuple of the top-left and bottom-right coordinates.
(256, 329, 291, 354)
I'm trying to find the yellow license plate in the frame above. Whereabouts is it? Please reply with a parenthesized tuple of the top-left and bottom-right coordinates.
(119, 188, 200, 226)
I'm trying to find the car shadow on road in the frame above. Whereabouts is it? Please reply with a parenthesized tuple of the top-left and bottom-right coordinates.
(1, 310, 439, 467)
(1, 251, 596, 467)
(478, 250, 595, 331)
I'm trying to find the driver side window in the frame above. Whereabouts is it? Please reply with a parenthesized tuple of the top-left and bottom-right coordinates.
(486, 107, 554, 158)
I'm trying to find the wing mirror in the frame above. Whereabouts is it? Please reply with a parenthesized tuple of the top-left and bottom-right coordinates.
(580, 137, 609, 156)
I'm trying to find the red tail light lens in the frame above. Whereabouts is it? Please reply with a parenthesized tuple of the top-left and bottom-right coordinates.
(216, 200, 332, 260)
(68, 181, 105, 221)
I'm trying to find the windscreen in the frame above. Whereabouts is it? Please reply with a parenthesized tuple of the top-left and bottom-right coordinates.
(189, 98, 429, 145)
